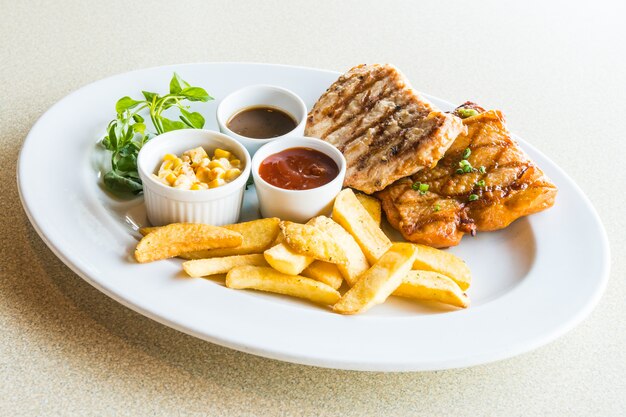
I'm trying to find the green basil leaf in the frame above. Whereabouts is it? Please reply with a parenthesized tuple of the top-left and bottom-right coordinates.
(103, 171, 143, 195)
(179, 108, 205, 129)
(133, 123, 146, 135)
(101, 136, 112, 150)
(116, 153, 137, 172)
(179, 87, 212, 102)
(115, 96, 142, 114)
(132, 113, 144, 123)
(107, 123, 118, 150)
(142, 91, 159, 102)
(169, 72, 190, 94)
(160, 117, 187, 132)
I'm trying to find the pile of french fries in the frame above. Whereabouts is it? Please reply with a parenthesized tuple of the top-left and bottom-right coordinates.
(135, 189, 471, 314)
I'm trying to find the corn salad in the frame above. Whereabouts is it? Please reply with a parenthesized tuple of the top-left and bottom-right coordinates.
(154, 147, 242, 190)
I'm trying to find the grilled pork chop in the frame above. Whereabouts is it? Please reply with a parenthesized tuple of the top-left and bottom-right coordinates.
(377, 105, 557, 247)
(305, 64, 465, 194)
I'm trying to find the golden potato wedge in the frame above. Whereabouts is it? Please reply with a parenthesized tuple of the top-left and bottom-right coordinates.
(307, 216, 369, 286)
(280, 221, 348, 264)
(332, 188, 392, 264)
(394, 270, 470, 308)
(226, 266, 341, 305)
(134, 223, 243, 263)
(333, 243, 417, 314)
(410, 244, 472, 291)
(355, 193, 382, 226)
(140, 218, 281, 259)
(182, 218, 281, 259)
(264, 243, 314, 275)
(302, 261, 343, 290)
(182, 254, 268, 277)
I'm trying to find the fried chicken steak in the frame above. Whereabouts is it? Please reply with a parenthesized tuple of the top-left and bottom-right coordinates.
(376, 104, 558, 247)
(305, 64, 465, 194)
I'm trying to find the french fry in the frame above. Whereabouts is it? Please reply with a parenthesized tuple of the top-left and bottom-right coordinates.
(182, 254, 268, 277)
(264, 243, 314, 275)
(394, 270, 470, 308)
(332, 188, 392, 264)
(410, 244, 471, 291)
(333, 243, 417, 314)
(139, 218, 281, 259)
(226, 266, 341, 305)
(134, 223, 243, 263)
(280, 221, 348, 264)
(302, 261, 343, 290)
(355, 193, 382, 226)
(307, 216, 369, 286)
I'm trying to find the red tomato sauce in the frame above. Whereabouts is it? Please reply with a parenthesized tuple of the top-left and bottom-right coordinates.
(259, 147, 339, 190)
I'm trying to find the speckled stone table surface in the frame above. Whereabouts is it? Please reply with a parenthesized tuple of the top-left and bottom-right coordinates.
(2, 0, 625, 415)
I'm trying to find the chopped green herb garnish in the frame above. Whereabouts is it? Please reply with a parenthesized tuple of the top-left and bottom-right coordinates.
(479, 165, 487, 174)
(457, 108, 479, 119)
(463, 148, 471, 159)
(412, 181, 429, 194)
(455, 168, 464, 175)
(463, 165, 472, 173)
(476, 180, 486, 187)
(433, 204, 440, 212)
(468, 194, 479, 202)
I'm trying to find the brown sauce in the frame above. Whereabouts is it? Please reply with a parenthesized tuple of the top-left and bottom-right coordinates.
(227, 106, 297, 139)
(259, 147, 339, 190)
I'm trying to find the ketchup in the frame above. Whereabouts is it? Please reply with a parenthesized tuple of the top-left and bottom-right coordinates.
(259, 147, 339, 190)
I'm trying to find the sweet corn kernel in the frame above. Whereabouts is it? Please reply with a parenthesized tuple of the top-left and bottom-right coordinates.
(229, 159, 241, 168)
(200, 157, 210, 167)
(218, 158, 231, 169)
(208, 178, 226, 188)
(208, 160, 225, 170)
(166, 173, 177, 185)
(225, 168, 241, 181)
(214, 148, 232, 159)
(211, 167, 226, 180)
(173, 158, 183, 169)
(190, 183, 202, 190)
(194, 166, 210, 183)
(163, 153, 177, 161)
(162, 160, 173, 170)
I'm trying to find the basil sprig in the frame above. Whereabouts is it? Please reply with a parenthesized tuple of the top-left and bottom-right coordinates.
(100, 73, 213, 194)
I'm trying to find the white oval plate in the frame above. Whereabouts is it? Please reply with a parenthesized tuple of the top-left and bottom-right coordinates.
(17, 63, 610, 371)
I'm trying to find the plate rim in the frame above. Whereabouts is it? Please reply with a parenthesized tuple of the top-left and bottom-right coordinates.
(17, 62, 611, 371)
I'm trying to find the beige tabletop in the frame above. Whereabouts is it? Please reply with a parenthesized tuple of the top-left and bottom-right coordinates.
(2, 0, 625, 415)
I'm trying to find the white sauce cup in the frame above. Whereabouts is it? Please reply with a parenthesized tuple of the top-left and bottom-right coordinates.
(216, 85, 307, 156)
(137, 129, 251, 226)
(251, 137, 346, 223)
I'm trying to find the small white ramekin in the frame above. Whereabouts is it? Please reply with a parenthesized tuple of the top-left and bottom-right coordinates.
(251, 137, 346, 223)
(216, 85, 307, 156)
(137, 129, 251, 226)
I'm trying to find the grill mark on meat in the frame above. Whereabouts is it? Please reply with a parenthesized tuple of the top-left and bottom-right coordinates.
(335, 102, 399, 155)
(322, 65, 395, 125)
(322, 81, 398, 143)
(368, 111, 428, 160)
(306, 64, 465, 193)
